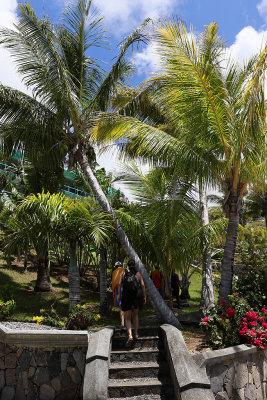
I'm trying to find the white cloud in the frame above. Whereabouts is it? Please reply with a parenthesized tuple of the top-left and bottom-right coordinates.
(0, 0, 17, 29)
(134, 42, 161, 75)
(134, 25, 267, 77)
(257, 0, 267, 23)
(94, 0, 179, 35)
(0, 0, 29, 93)
(226, 26, 267, 64)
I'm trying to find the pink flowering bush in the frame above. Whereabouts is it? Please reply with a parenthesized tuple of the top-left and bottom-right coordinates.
(201, 294, 267, 350)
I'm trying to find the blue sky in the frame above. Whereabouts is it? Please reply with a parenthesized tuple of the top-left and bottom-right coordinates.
(1, 0, 267, 93)
(15, 0, 267, 86)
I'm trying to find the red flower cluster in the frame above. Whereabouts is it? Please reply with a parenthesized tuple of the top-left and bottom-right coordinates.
(201, 316, 210, 326)
(246, 311, 258, 320)
(239, 311, 267, 350)
(226, 307, 235, 317)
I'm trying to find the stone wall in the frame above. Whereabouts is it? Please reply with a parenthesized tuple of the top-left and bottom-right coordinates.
(194, 345, 267, 400)
(160, 324, 215, 400)
(0, 323, 89, 400)
(0, 342, 87, 400)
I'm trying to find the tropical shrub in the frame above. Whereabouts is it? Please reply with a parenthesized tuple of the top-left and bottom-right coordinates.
(33, 307, 66, 329)
(33, 304, 101, 330)
(235, 270, 266, 310)
(66, 304, 101, 330)
(201, 293, 267, 350)
(237, 224, 267, 270)
(0, 284, 14, 302)
(0, 299, 16, 320)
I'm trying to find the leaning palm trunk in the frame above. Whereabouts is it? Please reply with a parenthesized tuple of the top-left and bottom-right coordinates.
(199, 184, 215, 310)
(77, 149, 182, 329)
(68, 240, 80, 311)
(35, 251, 52, 292)
(99, 246, 108, 314)
(219, 194, 240, 302)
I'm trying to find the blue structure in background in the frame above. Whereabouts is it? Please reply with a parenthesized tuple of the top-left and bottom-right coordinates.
(1, 161, 120, 199)
(0, 161, 89, 198)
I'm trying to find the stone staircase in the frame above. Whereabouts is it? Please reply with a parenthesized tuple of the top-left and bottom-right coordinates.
(108, 327, 175, 400)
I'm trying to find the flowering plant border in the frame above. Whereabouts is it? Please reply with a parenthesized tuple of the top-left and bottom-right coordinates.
(201, 293, 267, 350)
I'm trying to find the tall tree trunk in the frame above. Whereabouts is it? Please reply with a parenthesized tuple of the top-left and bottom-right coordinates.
(99, 246, 108, 315)
(180, 272, 190, 299)
(68, 239, 80, 311)
(23, 244, 28, 272)
(77, 149, 182, 329)
(199, 184, 215, 310)
(35, 251, 52, 292)
(220, 200, 239, 302)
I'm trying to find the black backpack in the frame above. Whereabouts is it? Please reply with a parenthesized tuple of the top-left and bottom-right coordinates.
(123, 270, 140, 295)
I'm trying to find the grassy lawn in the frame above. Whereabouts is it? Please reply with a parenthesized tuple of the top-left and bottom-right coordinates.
(0, 255, 216, 328)
(185, 271, 202, 313)
(0, 257, 113, 325)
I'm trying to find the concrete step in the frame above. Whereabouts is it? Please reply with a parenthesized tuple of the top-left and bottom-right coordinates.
(114, 327, 159, 337)
(108, 377, 174, 398)
(112, 336, 160, 350)
(110, 396, 173, 400)
(109, 361, 163, 379)
(110, 349, 161, 363)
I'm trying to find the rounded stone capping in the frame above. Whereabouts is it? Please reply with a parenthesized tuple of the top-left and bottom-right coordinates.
(160, 324, 214, 400)
(83, 327, 114, 400)
(0, 323, 89, 348)
(193, 344, 258, 368)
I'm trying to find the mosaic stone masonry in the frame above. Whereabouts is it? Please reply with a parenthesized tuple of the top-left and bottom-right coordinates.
(0, 342, 86, 400)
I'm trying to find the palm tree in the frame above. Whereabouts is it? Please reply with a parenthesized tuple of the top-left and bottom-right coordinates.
(59, 197, 111, 311)
(114, 163, 217, 305)
(244, 190, 267, 227)
(0, 2, 181, 327)
(93, 20, 267, 302)
(4, 192, 65, 291)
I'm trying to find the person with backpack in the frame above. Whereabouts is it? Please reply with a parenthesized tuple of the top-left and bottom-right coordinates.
(118, 259, 146, 347)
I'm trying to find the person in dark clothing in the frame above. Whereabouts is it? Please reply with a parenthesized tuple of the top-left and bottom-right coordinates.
(171, 272, 180, 308)
(118, 259, 146, 346)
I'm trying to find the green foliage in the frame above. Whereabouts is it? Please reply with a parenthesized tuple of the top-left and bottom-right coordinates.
(0, 299, 16, 320)
(33, 304, 101, 330)
(236, 271, 266, 310)
(201, 294, 247, 349)
(66, 304, 101, 330)
(34, 307, 66, 329)
(244, 190, 267, 224)
(201, 292, 267, 350)
(237, 224, 267, 269)
(0, 284, 14, 302)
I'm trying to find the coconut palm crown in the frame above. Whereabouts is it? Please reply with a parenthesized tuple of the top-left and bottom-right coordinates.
(93, 20, 267, 301)
(0, 1, 182, 327)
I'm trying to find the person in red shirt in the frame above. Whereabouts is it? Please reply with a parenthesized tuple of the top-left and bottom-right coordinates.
(150, 266, 163, 298)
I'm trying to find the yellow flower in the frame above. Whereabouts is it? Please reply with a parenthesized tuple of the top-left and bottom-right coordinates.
(33, 316, 43, 327)
(82, 305, 86, 309)
(96, 314, 101, 320)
